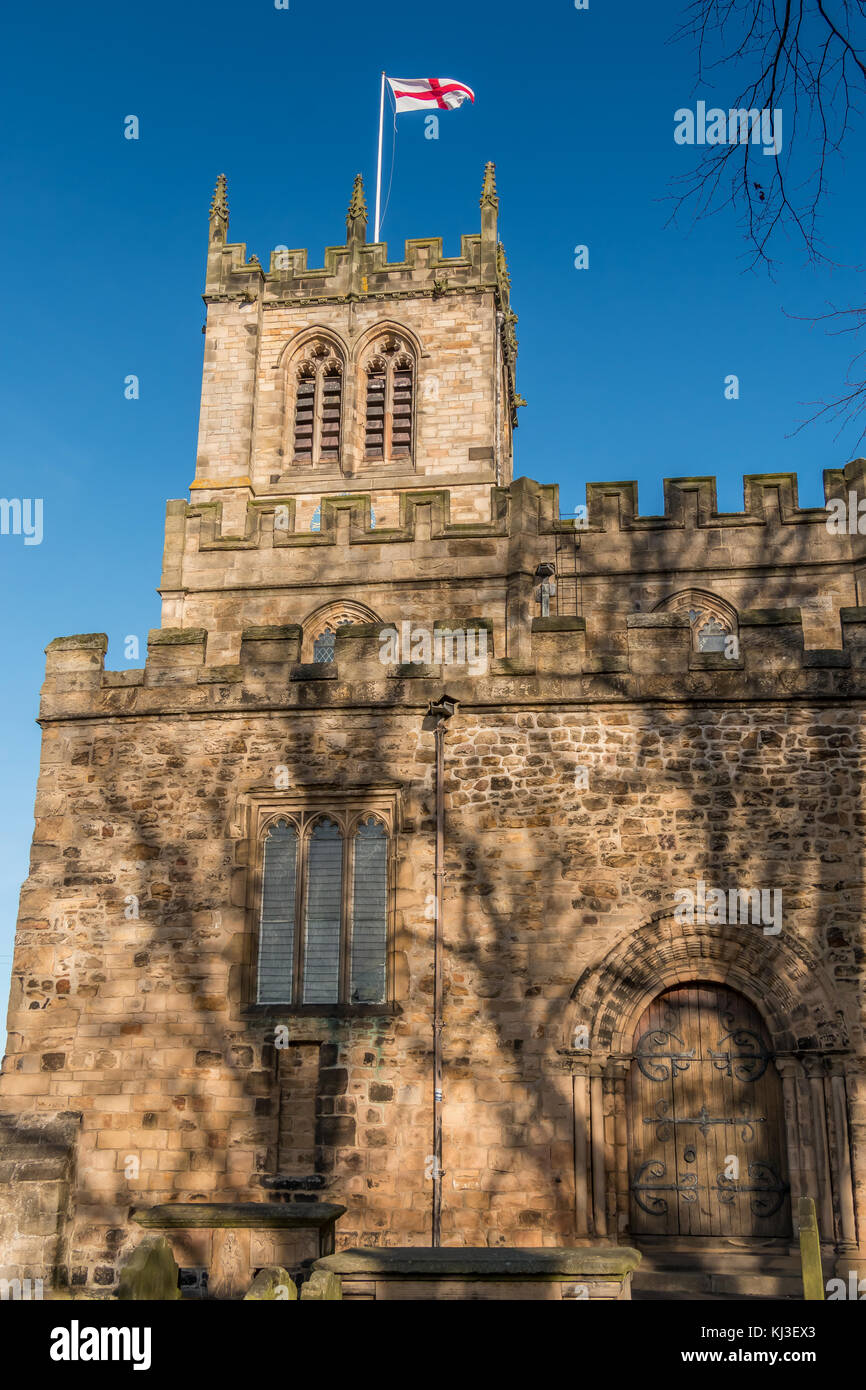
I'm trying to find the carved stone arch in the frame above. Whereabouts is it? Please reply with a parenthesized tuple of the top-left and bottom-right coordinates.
(261, 811, 301, 838)
(305, 810, 347, 838)
(653, 588, 739, 652)
(564, 907, 850, 1058)
(351, 319, 423, 365)
(301, 599, 382, 663)
(277, 325, 350, 372)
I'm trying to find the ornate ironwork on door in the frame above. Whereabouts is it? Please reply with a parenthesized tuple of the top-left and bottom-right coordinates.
(627, 985, 791, 1238)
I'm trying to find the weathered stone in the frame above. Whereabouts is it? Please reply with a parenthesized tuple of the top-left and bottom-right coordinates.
(116, 1237, 181, 1301)
(243, 1265, 297, 1300)
(300, 1270, 342, 1301)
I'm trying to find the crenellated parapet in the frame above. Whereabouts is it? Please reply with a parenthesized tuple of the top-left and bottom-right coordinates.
(39, 606, 866, 726)
(205, 173, 505, 306)
(160, 466, 866, 586)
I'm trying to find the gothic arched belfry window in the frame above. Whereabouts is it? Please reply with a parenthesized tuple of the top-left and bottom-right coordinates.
(291, 339, 344, 466)
(364, 333, 414, 462)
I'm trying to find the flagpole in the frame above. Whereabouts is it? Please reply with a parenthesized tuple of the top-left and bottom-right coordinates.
(374, 70, 386, 243)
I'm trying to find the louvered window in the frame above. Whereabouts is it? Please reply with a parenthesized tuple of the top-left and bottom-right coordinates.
(363, 338, 415, 462)
(257, 821, 298, 1004)
(319, 369, 342, 461)
(291, 344, 343, 466)
(350, 819, 388, 1003)
(293, 374, 315, 463)
(391, 361, 413, 457)
(365, 370, 386, 458)
(255, 808, 392, 1008)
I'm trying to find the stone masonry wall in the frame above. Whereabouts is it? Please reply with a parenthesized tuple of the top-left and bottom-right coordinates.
(2, 611, 865, 1283)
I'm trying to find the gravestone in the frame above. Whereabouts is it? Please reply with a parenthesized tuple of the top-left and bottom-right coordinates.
(244, 1266, 298, 1300)
(300, 1269, 342, 1301)
(116, 1236, 182, 1300)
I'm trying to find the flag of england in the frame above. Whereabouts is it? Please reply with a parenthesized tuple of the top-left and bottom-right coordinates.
(386, 76, 475, 114)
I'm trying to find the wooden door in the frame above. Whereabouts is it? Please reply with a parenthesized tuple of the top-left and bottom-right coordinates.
(627, 984, 791, 1238)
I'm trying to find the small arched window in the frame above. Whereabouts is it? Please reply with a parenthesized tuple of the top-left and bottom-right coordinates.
(312, 620, 351, 664)
(291, 340, 344, 466)
(363, 333, 415, 462)
(695, 614, 728, 652)
(654, 590, 738, 654)
(302, 601, 383, 663)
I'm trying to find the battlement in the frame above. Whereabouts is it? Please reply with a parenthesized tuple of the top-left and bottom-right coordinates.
(209, 232, 491, 304)
(39, 605, 866, 724)
(169, 460, 866, 545)
(205, 166, 506, 306)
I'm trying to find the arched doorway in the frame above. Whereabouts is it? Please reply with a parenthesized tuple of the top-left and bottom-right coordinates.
(627, 983, 791, 1239)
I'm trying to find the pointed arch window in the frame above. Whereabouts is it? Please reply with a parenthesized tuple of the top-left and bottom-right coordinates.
(654, 590, 738, 654)
(363, 334, 415, 462)
(302, 600, 383, 664)
(253, 803, 394, 1009)
(302, 819, 344, 1003)
(350, 818, 388, 1003)
(257, 821, 299, 1004)
(291, 340, 344, 466)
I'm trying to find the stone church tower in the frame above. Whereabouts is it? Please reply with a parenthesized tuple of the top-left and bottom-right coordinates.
(2, 166, 866, 1299)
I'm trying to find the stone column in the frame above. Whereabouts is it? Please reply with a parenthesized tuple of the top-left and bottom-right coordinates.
(840, 1057, 866, 1274)
(556, 1048, 591, 1240)
(830, 1065, 858, 1257)
(608, 1058, 630, 1241)
(572, 1057, 590, 1238)
(803, 1056, 834, 1241)
(589, 1064, 607, 1238)
(776, 1056, 804, 1216)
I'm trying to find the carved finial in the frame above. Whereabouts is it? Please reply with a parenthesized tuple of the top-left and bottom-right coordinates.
(347, 173, 367, 231)
(209, 173, 229, 245)
(210, 173, 229, 221)
(480, 161, 499, 211)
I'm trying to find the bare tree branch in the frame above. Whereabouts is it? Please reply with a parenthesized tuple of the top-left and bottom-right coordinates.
(669, 0, 866, 268)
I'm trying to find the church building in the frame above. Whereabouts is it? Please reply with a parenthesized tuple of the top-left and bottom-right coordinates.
(1, 165, 865, 1299)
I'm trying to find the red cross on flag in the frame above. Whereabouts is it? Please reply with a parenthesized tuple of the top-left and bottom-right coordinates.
(386, 76, 475, 114)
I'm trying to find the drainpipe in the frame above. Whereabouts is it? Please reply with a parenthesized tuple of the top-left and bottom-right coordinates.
(427, 694, 456, 1246)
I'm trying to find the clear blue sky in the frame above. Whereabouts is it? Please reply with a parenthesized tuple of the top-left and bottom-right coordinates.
(2, 0, 865, 992)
